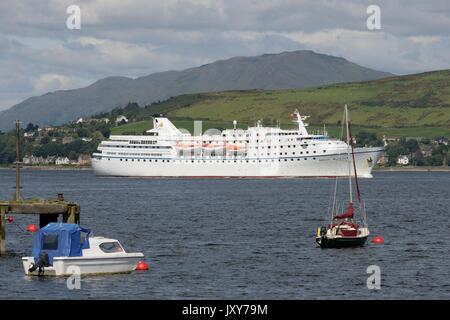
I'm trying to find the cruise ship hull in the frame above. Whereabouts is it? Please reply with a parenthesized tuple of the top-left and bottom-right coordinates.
(92, 147, 384, 178)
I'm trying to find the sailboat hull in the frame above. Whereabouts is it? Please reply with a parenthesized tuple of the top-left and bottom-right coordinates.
(316, 235, 368, 249)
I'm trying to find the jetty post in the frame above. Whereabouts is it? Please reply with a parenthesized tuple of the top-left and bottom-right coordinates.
(14, 120, 23, 201)
(0, 122, 81, 255)
(0, 206, 6, 254)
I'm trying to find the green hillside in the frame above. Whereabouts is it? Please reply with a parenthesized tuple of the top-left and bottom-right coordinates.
(112, 70, 450, 138)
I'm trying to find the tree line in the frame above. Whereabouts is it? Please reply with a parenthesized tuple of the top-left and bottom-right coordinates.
(0, 121, 111, 164)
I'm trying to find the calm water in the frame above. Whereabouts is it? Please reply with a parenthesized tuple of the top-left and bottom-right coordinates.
(0, 170, 449, 299)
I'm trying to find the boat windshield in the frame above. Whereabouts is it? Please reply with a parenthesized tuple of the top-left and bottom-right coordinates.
(99, 242, 124, 253)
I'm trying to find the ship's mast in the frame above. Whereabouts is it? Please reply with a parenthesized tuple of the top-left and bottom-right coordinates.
(293, 109, 309, 136)
(345, 105, 353, 204)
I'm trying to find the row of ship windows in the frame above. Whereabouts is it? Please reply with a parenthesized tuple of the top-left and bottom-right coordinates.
(129, 140, 158, 145)
(115, 152, 163, 157)
(224, 132, 300, 138)
(269, 132, 303, 136)
(250, 144, 314, 149)
(104, 145, 171, 149)
(256, 150, 324, 156)
(108, 150, 325, 157)
(103, 143, 329, 149)
(229, 143, 323, 148)
(227, 150, 324, 157)
(103, 157, 320, 163)
(250, 147, 327, 152)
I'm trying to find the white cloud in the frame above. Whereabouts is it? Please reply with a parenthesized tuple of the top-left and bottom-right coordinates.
(408, 36, 441, 45)
(0, 0, 450, 110)
(33, 74, 73, 94)
(279, 29, 450, 74)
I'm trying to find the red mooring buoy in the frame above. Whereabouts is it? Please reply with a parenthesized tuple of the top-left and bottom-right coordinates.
(135, 261, 149, 271)
(26, 224, 38, 232)
(371, 236, 385, 244)
(7, 216, 14, 223)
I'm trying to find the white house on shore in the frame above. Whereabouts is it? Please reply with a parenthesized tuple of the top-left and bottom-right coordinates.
(23, 131, 35, 138)
(55, 157, 70, 165)
(397, 155, 410, 165)
(22, 155, 56, 165)
(115, 115, 129, 125)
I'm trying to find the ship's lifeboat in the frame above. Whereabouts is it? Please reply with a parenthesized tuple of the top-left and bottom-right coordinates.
(225, 143, 246, 154)
(175, 141, 202, 153)
(202, 142, 225, 153)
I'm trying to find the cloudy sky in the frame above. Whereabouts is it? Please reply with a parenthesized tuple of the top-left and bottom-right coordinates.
(1, 0, 449, 111)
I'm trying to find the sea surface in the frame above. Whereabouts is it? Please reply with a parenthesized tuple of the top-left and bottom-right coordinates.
(0, 170, 449, 299)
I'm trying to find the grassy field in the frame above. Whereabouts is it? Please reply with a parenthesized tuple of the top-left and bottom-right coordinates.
(111, 120, 450, 139)
(110, 120, 248, 135)
(113, 69, 450, 138)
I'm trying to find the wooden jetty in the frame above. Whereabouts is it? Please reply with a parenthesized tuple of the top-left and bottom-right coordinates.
(0, 121, 80, 255)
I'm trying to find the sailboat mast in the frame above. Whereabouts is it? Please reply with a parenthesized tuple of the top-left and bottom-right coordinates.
(345, 105, 353, 204)
(348, 121, 362, 206)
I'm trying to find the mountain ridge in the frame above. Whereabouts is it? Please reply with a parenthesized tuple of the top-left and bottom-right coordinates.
(0, 50, 393, 131)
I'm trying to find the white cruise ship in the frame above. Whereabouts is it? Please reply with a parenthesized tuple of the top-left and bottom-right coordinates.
(92, 110, 384, 178)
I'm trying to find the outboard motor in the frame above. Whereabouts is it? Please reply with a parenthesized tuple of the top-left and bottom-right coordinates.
(28, 251, 50, 276)
(319, 226, 328, 248)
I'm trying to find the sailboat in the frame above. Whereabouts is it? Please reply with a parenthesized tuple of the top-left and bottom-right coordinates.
(316, 105, 370, 249)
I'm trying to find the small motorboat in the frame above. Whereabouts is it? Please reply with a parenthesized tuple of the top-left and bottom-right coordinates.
(22, 223, 144, 276)
(316, 105, 370, 249)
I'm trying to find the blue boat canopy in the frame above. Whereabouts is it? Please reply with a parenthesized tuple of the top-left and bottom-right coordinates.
(32, 223, 90, 265)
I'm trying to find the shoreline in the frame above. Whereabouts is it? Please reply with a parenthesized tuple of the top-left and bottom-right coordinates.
(0, 166, 92, 171)
(374, 166, 450, 172)
(1, 165, 449, 172)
